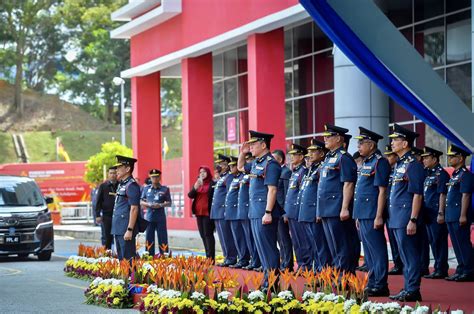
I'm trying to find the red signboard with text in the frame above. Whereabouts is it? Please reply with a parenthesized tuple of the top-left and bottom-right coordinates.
(0, 162, 90, 203)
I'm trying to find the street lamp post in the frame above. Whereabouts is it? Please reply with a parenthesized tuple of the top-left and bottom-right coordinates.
(112, 77, 126, 146)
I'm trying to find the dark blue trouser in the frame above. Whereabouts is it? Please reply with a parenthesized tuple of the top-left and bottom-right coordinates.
(251, 217, 280, 271)
(114, 235, 136, 262)
(301, 221, 332, 271)
(288, 218, 312, 270)
(447, 222, 474, 275)
(241, 219, 261, 267)
(387, 226, 403, 269)
(419, 223, 430, 272)
(145, 219, 168, 256)
(230, 220, 250, 263)
(277, 217, 294, 270)
(393, 228, 421, 292)
(322, 217, 360, 273)
(426, 220, 449, 274)
(215, 219, 237, 263)
(359, 219, 389, 289)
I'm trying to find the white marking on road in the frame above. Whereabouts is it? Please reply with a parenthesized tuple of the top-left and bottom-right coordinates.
(54, 235, 75, 240)
(47, 278, 87, 290)
(0, 266, 22, 276)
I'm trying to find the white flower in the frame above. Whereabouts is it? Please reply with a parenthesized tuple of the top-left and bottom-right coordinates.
(91, 277, 103, 287)
(277, 290, 294, 301)
(313, 292, 325, 301)
(142, 263, 154, 272)
(217, 291, 232, 301)
(382, 302, 401, 310)
(322, 293, 343, 302)
(343, 299, 356, 312)
(401, 305, 414, 314)
(451, 310, 464, 314)
(160, 289, 181, 299)
(414, 305, 430, 314)
(248, 290, 265, 302)
(302, 291, 317, 302)
(360, 301, 373, 311)
(190, 292, 205, 301)
(147, 285, 163, 294)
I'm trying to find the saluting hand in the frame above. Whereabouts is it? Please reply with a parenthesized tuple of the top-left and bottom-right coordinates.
(241, 142, 250, 154)
(406, 221, 417, 235)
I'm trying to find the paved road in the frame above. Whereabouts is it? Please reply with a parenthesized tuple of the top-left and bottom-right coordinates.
(0, 236, 136, 313)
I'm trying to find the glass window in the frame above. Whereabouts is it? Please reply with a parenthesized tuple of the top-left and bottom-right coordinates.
(446, 63, 472, 110)
(314, 51, 334, 92)
(414, 0, 443, 22)
(414, 18, 445, 67)
(377, 0, 413, 28)
(237, 75, 248, 109)
(446, 12, 471, 64)
(285, 61, 293, 98)
(223, 49, 237, 77)
(224, 78, 238, 111)
(213, 81, 224, 114)
(446, 0, 470, 13)
(237, 46, 248, 73)
(285, 101, 293, 137)
(213, 54, 223, 81)
(314, 93, 334, 133)
(293, 23, 313, 57)
(313, 25, 332, 51)
(293, 56, 313, 97)
(214, 115, 225, 147)
(294, 96, 314, 136)
(284, 29, 292, 60)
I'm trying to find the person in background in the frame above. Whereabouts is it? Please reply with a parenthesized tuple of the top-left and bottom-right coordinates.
(95, 166, 118, 250)
(188, 166, 216, 261)
(141, 169, 172, 255)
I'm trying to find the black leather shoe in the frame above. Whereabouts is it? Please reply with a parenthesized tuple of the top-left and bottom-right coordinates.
(253, 266, 263, 272)
(389, 289, 406, 300)
(424, 272, 448, 279)
(388, 266, 403, 275)
(455, 273, 474, 282)
(398, 290, 422, 302)
(356, 264, 368, 272)
(367, 287, 390, 297)
(445, 273, 461, 281)
(242, 264, 255, 270)
(421, 269, 430, 276)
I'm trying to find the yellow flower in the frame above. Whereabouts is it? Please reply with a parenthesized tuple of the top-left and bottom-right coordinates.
(112, 297, 120, 305)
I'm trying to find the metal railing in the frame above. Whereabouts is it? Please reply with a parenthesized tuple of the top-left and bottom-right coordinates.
(167, 184, 185, 218)
(59, 201, 93, 223)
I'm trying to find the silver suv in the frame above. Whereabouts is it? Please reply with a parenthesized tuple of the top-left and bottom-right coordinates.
(0, 175, 54, 260)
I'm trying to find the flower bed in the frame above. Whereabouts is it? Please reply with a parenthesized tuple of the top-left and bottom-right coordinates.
(64, 245, 464, 313)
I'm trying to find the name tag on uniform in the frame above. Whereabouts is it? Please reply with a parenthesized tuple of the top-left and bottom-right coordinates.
(256, 166, 264, 170)
(322, 169, 328, 177)
(363, 166, 372, 170)
(397, 167, 406, 174)
(329, 157, 337, 164)
(108, 192, 116, 196)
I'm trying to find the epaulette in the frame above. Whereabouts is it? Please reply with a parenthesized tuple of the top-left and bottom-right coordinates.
(340, 150, 346, 154)
(267, 156, 273, 161)
(375, 152, 382, 159)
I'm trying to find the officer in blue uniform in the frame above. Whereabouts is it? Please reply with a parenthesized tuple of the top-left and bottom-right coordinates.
(384, 145, 404, 275)
(210, 154, 238, 267)
(318, 124, 359, 273)
(239, 153, 262, 271)
(387, 124, 425, 302)
(413, 147, 430, 276)
(238, 130, 281, 287)
(421, 146, 449, 279)
(140, 169, 172, 256)
(272, 149, 294, 271)
(225, 156, 250, 269)
(444, 144, 474, 282)
(353, 127, 391, 296)
(298, 139, 332, 271)
(284, 144, 310, 270)
(111, 155, 141, 261)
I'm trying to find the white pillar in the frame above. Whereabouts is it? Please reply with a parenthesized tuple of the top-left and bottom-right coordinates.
(333, 45, 389, 153)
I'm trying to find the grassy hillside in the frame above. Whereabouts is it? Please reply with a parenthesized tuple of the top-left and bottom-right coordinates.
(1, 128, 182, 164)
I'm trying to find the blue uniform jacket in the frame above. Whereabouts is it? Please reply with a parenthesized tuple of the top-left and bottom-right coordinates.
(445, 167, 473, 223)
(111, 176, 141, 236)
(244, 153, 282, 219)
(224, 173, 244, 220)
(353, 150, 391, 220)
(388, 151, 425, 228)
(210, 172, 233, 220)
(423, 164, 449, 221)
(284, 163, 307, 219)
(237, 174, 250, 220)
(317, 147, 358, 218)
(276, 166, 291, 210)
(298, 162, 322, 222)
(141, 184, 172, 222)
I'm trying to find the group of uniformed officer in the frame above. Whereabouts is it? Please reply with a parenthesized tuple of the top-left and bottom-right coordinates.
(211, 124, 474, 301)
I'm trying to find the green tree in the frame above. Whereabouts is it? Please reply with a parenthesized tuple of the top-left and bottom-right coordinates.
(0, 0, 62, 116)
(84, 141, 132, 184)
(56, 0, 130, 124)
